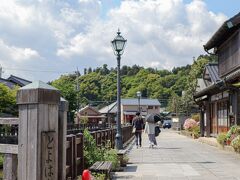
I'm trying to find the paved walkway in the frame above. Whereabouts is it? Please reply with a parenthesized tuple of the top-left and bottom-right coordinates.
(113, 130, 240, 180)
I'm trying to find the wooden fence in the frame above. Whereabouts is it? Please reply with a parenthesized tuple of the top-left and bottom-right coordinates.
(0, 117, 133, 179)
(0, 118, 18, 144)
(0, 81, 134, 180)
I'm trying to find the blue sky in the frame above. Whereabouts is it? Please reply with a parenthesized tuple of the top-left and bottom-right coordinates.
(102, 0, 239, 18)
(0, 0, 239, 81)
(184, 0, 239, 17)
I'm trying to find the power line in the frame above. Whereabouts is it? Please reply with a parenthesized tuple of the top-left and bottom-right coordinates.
(2, 67, 74, 74)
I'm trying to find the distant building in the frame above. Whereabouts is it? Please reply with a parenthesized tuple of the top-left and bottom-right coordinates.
(99, 98, 161, 124)
(99, 102, 117, 125)
(194, 12, 240, 137)
(75, 105, 106, 125)
(0, 75, 31, 88)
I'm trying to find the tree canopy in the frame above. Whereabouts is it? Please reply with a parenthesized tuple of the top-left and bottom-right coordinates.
(0, 84, 18, 116)
(50, 54, 214, 119)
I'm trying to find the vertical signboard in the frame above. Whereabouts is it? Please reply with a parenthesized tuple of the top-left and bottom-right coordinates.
(41, 131, 57, 180)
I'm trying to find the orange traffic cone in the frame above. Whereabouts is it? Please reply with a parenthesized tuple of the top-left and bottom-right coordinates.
(82, 169, 91, 180)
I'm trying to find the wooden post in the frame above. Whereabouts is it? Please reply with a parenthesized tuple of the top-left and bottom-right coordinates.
(17, 81, 60, 180)
(58, 98, 68, 180)
(200, 106, 205, 137)
(206, 100, 211, 137)
(66, 135, 73, 178)
(3, 154, 17, 180)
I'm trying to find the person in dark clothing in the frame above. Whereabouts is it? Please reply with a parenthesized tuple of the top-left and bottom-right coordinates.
(132, 112, 144, 148)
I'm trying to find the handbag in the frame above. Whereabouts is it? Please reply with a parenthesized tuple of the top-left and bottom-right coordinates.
(155, 126, 161, 137)
(132, 127, 136, 133)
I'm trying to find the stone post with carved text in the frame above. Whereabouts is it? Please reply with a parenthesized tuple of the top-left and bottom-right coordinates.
(17, 81, 60, 180)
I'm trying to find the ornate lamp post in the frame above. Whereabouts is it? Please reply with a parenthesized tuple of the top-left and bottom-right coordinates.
(111, 29, 127, 150)
(136, 91, 141, 113)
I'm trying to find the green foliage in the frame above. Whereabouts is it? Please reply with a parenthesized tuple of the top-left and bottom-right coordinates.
(226, 125, 240, 141)
(191, 126, 200, 138)
(231, 135, 240, 152)
(0, 153, 3, 167)
(49, 54, 214, 118)
(83, 129, 104, 167)
(103, 149, 119, 169)
(92, 172, 106, 180)
(80, 116, 88, 125)
(83, 129, 120, 170)
(191, 114, 200, 122)
(217, 133, 227, 146)
(51, 74, 78, 120)
(0, 84, 18, 116)
(0, 124, 11, 135)
(167, 55, 210, 114)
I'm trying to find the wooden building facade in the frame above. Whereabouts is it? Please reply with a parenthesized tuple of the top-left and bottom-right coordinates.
(75, 105, 105, 125)
(195, 12, 240, 137)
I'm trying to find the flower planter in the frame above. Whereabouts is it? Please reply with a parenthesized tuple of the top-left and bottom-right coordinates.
(226, 140, 231, 146)
(192, 134, 198, 139)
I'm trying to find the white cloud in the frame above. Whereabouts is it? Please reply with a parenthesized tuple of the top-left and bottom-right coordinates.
(58, 0, 227, 70)
(0, 0, 228, 81)
(0, 39, 39, 62)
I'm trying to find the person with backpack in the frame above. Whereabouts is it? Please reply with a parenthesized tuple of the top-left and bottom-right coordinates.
(132, 112, 144, 148)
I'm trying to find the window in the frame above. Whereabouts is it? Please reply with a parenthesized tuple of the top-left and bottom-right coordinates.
(148, 106, 153, 109)
(217, 101, 228, 127)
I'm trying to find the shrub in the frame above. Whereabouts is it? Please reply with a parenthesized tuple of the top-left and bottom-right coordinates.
(226, 125, 240, 142)
(191, 114, 200, 122)
(92, 172, 105, 180)
(0, 154, 3, 168)
(183, 118, 197, 131)
(217, 132, 227, 146)
(104, 149, 119, 170)
(231, 135, 240, 152)
(83, 129, 120, 170)
(83, 129, 104, 167)
(191, 126, 200, 138)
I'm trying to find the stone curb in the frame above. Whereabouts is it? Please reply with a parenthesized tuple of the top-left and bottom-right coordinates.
(179, 131, 237, 154)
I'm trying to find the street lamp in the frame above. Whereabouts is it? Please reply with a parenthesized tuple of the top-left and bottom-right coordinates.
(136, 91, 141, 113)
(111, 29, 127, 150)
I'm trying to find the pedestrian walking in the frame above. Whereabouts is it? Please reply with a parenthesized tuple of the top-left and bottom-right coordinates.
(144, 121, 157, 148)
(132, 112, 144, 148)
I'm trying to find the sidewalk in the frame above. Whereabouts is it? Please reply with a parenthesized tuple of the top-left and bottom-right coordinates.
(113, 130, 240, 180)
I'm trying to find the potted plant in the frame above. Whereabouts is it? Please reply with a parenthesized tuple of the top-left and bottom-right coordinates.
(217, 132, 227, 146)
(231, 135, 240, 153)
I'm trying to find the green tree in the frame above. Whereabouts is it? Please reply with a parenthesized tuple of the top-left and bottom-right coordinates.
(51, 74, 77, 121)
(0, 84, 18, 116)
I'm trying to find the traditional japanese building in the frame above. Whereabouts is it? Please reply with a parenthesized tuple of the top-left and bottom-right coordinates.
(75, 105, 105, 125)
(99, 98, 160, 124)
(194, 12, 240, 137)
(0, 75, 31, 88)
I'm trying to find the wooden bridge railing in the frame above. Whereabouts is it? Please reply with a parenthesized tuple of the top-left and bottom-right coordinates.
(65, 125, 133, 179)
(0, 81, 134, 180)
(0, 118, 18, 144)
(0, 117, 133, 179)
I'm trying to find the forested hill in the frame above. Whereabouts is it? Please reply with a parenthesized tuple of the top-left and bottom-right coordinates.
(50, 54, 216, 115)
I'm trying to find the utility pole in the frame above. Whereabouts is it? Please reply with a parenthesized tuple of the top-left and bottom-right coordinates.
(76, 67, 80, 111)
(0, 64, 2, 78)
